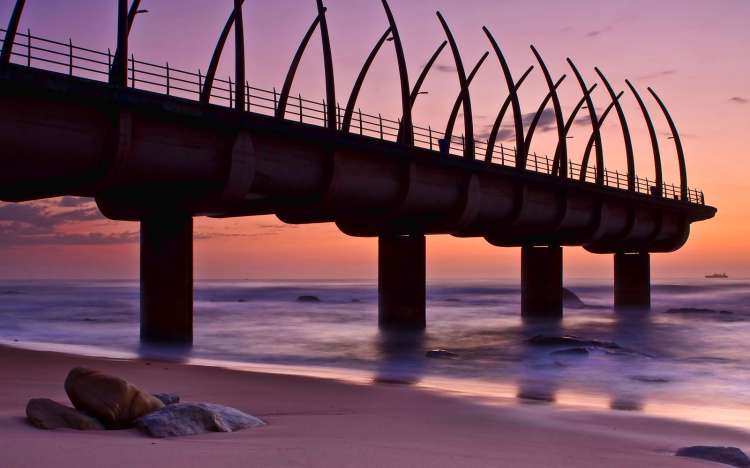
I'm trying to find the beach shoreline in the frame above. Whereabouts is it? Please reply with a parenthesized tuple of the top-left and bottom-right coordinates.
(0, 344, 748, 467)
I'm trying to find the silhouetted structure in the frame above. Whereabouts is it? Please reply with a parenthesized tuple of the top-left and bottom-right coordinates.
(0, 1, 715, 343)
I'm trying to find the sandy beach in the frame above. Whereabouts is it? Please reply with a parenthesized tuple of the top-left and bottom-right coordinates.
(0, 345, 747, 467)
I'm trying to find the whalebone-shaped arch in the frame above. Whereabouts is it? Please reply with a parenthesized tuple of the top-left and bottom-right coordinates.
(595, 67, 635, 191)
(381, 0, 413, 145)
(444, 52, 489, 156)
(567, 59, 603, 184)
(436, 11, 474, 160)
(109, 0, 142, 85)
(484, 65, 534, 163)
(200, 0, 246, 111)
(274, 2, 335, 128)
(395, 40, 448, 143)
(552, 83, 597, 176)
(648, 87, 687, 200)
(0, 0, 26, 65)
(581, 91, 623, 181)
(524, 75, 566, 159)
(626, 80, 663, 195)
(483, 27, 526, 168)
(530, 45, 568, 177)
(341, 28, 392, 132)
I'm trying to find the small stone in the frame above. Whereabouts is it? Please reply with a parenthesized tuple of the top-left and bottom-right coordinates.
(65, 367, 164, 429)
(26, 398, 104, 430)
(136, 403, 264, 438)
(425, 349, 458, 359)
(153, 393, 180, 405)
(676, 446, 750, 467)
(297, 295, 321, 303)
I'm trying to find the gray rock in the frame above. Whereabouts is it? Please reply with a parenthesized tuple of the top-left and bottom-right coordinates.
(153, 393, 180, 405)
(426, 349, 458, 359)
(676, 446, 750, 467)
(26, 398, 104, 430)
(136, 403, 264, 438)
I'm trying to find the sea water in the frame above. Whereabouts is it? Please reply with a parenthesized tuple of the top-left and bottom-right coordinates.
(1, 278, 749, 428)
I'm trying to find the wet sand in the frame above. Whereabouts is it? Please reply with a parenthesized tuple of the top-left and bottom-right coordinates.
(0, 345, 747, 467)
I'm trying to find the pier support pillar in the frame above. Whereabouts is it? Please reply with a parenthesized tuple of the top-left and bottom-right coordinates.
(521, 245, 563, 319)
(378, 234, 426, 330)
(614, 252, 650, 309)
(140, 215, 193, 344)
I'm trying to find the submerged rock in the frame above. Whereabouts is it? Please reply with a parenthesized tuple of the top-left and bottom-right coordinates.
(527, 335, 621, 350)
(137, 403, 264, 438)
(297, 295, 321, 303)
(629, 375, 670, 384)
(154, 393, 180, 405)
(64, 367, 164, 429)
(551, 347, 589, 357)
(425, 349, 458, 359)
(26, 398, 104, 430)
(665, 308, 741, 321)
(675, 446, 750, 467)
(562, 288, 586, 309)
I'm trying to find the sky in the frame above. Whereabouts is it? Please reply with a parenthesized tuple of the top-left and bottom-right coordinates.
(0, 0, 748, 280)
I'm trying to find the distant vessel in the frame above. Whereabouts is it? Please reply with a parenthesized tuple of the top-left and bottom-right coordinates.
(705, 273, 728, 279)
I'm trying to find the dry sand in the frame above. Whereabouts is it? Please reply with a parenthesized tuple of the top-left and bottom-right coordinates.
(0, 345, 747, 467)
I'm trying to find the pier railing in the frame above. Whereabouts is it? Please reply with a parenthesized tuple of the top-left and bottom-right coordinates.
(0, 29, 705, 205)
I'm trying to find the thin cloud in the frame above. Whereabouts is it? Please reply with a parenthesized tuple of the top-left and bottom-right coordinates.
(634, 69, 677, 81)
(729, 96, 748, 104)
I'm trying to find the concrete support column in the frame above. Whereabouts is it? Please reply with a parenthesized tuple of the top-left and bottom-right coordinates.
(140, 215, 193, 344)
(378, 234, 426, 330)
(614, 252, 650, 309)
(521, 245, 563, 319)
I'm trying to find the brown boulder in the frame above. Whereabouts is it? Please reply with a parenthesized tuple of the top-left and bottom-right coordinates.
(64, 367, 164, 429)
(26, 398, 104, 430)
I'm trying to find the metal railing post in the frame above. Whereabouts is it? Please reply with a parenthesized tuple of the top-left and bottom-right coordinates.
(130, 53, 135, 88)
(228, 76, 233, 109)
(273, 87, 277, 113)
(198, 69, 202, 98)
(299, 93, 303, 122)
(166, 62, 170, 95)
(68, 38, 73, 75)
(379, 114, 383, 139)
(359, 109, 363, 135)
(429, 126, 433, 150)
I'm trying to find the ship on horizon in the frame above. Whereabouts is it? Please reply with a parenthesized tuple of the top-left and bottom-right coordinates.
(705, 273, 729, 279)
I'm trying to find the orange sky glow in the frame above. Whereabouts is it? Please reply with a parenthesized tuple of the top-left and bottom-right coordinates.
(0, 0, 747, 280)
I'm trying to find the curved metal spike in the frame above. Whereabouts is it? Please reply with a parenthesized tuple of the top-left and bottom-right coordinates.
(436, 11, 474, 159)
(233, 0, 245, 111)
(409, 41, 447, 107)
(484, 65, 534, 163)
(581, 91, 624, 182)
(381, 0, 413, 144)
(595, 67, 635, 191)
(530, 45, 568, 178)
(201, 0, 245, 104)
(395, 40, 447, 143)
(276, 12, 324, 119)
(567, 58, 603, 184)
(444, 51, 489, 154)
(524, 75, 567, 158)
(341, 27, 392, 132)
(0, 0, 26, 65)
(111, 0, 143, 78)
(551, 83, 597, 176)
(316, 0, 336, 130)
(648, 87, 687, 200)
(626, 80, 662, 195)
(483, 27, 526, 167)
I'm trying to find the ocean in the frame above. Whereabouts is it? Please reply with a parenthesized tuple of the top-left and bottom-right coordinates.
(1, 278, 749, 428)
